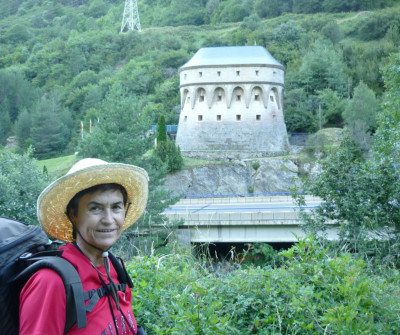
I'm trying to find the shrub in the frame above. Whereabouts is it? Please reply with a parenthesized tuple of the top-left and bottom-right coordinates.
(127, 236, 400, 334)
(155, 140, 183, 173)
(0, 148, 49, 224)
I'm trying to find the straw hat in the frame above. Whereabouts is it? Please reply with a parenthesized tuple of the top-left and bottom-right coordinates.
(37, 158, 149, 242)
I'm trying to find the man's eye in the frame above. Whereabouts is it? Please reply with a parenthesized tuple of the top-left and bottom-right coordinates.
(113, 204, 123, 211)
(90, 206, 101, 212)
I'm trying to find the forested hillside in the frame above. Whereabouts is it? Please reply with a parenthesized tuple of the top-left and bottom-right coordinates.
(0, 0, 400, 159)
(2, 4, 400, 332)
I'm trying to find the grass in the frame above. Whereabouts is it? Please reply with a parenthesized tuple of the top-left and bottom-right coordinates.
(36, 154, 78, 178)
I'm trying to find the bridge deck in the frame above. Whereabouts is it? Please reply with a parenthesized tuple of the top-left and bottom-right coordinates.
(163, 195, 338, 243)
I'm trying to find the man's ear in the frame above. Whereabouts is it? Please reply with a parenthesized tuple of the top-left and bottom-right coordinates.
(67, 208, 77, 225)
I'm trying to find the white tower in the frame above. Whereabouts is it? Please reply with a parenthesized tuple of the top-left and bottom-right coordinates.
(176, 46, 289, 155)
(121, 0, 141, 32)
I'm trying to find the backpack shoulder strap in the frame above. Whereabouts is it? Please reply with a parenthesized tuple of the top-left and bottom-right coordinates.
(16, 256, 87, 333)
(80, 253, 134, 315)
(109, 252, 134, 288)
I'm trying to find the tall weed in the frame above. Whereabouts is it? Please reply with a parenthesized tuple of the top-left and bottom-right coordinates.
(127, 236, 400, 334)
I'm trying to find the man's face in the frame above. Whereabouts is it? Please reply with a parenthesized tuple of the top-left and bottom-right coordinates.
(71, 189, 125, 252)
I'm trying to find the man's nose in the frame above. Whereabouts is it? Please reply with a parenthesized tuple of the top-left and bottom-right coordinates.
(102, 208, 114, 223)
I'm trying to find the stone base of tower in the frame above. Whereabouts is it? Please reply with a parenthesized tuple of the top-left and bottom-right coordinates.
(179, 149, 288, 161)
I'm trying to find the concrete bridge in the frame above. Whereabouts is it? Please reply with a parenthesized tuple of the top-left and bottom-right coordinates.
(163, 194, 339, 244)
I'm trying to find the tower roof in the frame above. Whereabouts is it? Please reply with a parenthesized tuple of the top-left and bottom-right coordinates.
(181, 46, 284, 69)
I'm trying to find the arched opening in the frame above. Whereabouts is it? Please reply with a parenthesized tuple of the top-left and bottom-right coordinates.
(181, 89, 189, 109)
(251, 86, 263, 104)
(231, 86, 245, 105)
(196, 87, 206, 104)
(270, 87, 280, 110)
(269, 87, 280, 120)
(212, 87, 225, 105)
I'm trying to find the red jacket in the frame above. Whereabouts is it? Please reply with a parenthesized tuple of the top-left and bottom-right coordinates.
(19, 243, 137, 335)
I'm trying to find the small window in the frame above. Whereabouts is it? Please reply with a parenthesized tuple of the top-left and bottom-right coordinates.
(199, 95, 204, 102)
(255, 70, 259, 76)
(256, 115, 261, 121)
(270, 96, 274, 102)
(236, 95, 241, 101)
(217, 115, 221, 121)
(218, 95, 222, 101)
(236, 115, 241, 121)
(184, 116, 188, 121)
(187, 97, 190, 103)
(255, 94, 260, 101)
(217, 71, 221, 77)
(273, 71, 276, 75)
(198, 115, 203, 121)
(199, 72, 202, 77)
(184, 74, 187, 79)
(236, 71, 240, 76)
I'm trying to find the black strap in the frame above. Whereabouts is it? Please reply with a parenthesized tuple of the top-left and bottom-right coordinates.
(72, 242, 133, 289)
(109, 252, 134, 288)
(83, 283, 127, 312)
(15, 256, 87, 333)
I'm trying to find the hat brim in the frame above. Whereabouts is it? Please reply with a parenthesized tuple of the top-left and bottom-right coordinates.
(37, 163, 149, 242)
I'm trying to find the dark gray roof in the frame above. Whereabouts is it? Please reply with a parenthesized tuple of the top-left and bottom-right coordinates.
(181, 46, 284, 69)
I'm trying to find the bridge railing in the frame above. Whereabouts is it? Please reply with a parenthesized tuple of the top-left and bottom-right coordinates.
(174, 192, 318, 204)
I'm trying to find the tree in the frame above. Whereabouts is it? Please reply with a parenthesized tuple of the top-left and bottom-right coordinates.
(154, 114, 183, 173)
(78, 84, 152, 162)
(255, 0, 281, 18)
(294, 53, 400, 253)
(0, 67, 39, 123)
(292, 0, 321, 13)
(299, 40, 348, 97)
(155, 140, 183, 173)
(87, 0, 108, 18)
(30, 92, 72, 159)
(205, 0, 220, 22)
(156, 114, 167, 144)
(368, 53, 400, 234)
(322, 0, 360, 12)
(316, 88, 346, 128)
(293, 130, 372, 246)
(5, 24, 32, 44)
(165, 141, 183, 172)
(343, 81, 379, 149)
(273, 20, 305, 45)
(284, 88, 318, 132)
(322, 21, 343, 44)
(77, 83, 176, 232)
(15, 109, 31, 148)
(0, 148, 49, 225)
(240, 14, 262, 31)
(0, 109, 11, 145)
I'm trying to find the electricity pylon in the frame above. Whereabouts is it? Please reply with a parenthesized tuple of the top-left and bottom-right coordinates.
(121, 0, 141, 32)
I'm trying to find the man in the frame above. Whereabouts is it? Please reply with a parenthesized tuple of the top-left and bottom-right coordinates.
(19, 158, 148, 335)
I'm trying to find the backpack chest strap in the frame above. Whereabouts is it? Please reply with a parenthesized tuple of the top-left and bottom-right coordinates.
(83, 283, 127, 312)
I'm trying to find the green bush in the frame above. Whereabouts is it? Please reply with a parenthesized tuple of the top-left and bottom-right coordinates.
(0, 148, 49, 224)
(127, 236, 400, 334)
(154, 140, 183, 173)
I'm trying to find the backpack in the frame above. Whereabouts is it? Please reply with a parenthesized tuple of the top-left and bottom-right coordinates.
(0, 216, 144, 335)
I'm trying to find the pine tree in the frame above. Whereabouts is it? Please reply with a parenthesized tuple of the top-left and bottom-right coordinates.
(157, 114, 167, 144)
(30, 92, 72, 159)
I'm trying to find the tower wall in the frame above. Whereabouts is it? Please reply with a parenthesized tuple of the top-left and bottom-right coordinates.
(176, 53, 289, 154)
